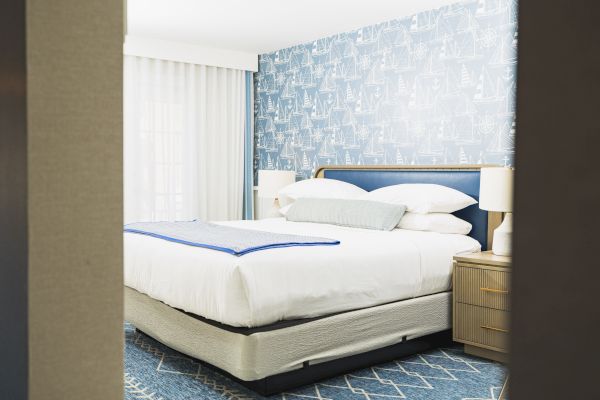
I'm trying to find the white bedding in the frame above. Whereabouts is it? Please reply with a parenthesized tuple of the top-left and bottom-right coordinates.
(124, 217, 480, 327)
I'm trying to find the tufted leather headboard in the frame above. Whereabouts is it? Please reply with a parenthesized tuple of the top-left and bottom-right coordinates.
(315, 165, 501, 250)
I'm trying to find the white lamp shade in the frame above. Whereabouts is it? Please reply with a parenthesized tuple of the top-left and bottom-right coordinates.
(258, 170, 296, 198)
(479, 167, 514, 212)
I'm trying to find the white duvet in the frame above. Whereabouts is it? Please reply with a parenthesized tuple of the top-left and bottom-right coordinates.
(124, 218, 480, 327)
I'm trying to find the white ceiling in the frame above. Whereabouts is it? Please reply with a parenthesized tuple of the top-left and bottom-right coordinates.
(128, 0, 459, 54)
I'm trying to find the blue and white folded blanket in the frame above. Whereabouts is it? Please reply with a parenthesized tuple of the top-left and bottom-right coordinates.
(124, 221, 340, 256)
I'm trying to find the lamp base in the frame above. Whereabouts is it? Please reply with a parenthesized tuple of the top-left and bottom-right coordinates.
(491, 213, 512, 256)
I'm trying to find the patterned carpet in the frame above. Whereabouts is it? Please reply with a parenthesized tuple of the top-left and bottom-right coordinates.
(124, 323, 507, 400)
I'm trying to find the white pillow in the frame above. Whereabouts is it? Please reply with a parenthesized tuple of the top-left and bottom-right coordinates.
(277, 178, 367, 208)
(398, 212, 472, 234)
(278, 204, 292, 216)
(360, 183, 477, 214)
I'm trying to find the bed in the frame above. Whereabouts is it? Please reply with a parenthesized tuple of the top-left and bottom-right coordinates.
(124, 165, 501, 395)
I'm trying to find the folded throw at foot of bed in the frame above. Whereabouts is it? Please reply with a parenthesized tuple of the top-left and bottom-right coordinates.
(124, 221, 340, 256)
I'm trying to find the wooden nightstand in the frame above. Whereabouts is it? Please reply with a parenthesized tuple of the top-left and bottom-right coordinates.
(453, 251, 511, 363)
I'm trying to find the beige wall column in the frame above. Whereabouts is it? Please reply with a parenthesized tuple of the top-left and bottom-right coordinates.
(27, 0, 124, 399)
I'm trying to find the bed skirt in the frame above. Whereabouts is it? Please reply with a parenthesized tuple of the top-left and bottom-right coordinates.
(125, 286, 452, 393)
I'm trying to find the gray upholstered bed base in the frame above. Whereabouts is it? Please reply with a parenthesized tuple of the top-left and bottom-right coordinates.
(125, 286, 451, 383)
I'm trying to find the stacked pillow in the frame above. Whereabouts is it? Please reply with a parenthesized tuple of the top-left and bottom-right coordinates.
(277, 179, 476, 234)
(396, 212, 472, 235)
(359, 183, 477, 214)
(360, 184, 476, 234)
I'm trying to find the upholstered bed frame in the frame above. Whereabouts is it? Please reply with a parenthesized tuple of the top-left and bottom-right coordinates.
(125, 165, 501, 395)
(315, 165, 502, 250)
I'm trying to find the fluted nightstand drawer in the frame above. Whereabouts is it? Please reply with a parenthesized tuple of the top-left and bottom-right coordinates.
(455, 264, 510, 311)
(454, 303, 509, 352)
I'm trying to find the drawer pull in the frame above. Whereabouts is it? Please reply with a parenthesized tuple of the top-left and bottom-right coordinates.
(480, 287, 509, 294)
(481, 325, 509, 333)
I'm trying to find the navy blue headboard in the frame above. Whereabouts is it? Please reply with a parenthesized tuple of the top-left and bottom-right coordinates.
(318, 166, 490, 250)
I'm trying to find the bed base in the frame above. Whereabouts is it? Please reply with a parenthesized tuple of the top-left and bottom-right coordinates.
(126, 287, 453, 396)
(144, 328, 452, 396)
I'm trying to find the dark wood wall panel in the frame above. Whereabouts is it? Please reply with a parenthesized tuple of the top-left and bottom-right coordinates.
(0, 0, 28, 399)
(511, 1, 600, 399)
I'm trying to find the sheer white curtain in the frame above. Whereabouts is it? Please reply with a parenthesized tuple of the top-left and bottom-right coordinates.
(124, 56, 245, 223)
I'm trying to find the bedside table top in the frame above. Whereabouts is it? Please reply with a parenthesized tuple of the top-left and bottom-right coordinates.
(454, 250, 511, 268)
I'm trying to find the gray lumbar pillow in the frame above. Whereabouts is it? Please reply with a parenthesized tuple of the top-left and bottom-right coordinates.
(285, 198, 406, 231)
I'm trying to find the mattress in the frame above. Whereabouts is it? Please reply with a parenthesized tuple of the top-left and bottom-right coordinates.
(124, 217, 480, 327)
(125, 286, 452, 381)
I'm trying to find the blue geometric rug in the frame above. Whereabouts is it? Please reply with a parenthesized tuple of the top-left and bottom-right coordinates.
(125, 323, 507, 400)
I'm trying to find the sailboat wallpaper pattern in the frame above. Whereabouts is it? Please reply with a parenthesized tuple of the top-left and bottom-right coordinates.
(253, 0, 518, 181)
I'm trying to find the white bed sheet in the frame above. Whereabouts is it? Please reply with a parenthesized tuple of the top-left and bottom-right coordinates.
(124, 217, 480, 327)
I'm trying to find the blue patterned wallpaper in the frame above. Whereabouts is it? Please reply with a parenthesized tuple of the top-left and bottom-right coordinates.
(254, 0, 518, 181)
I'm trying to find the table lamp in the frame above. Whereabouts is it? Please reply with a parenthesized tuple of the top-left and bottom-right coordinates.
(258, 170, 296, 208)
(479, 167, 514, 256)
